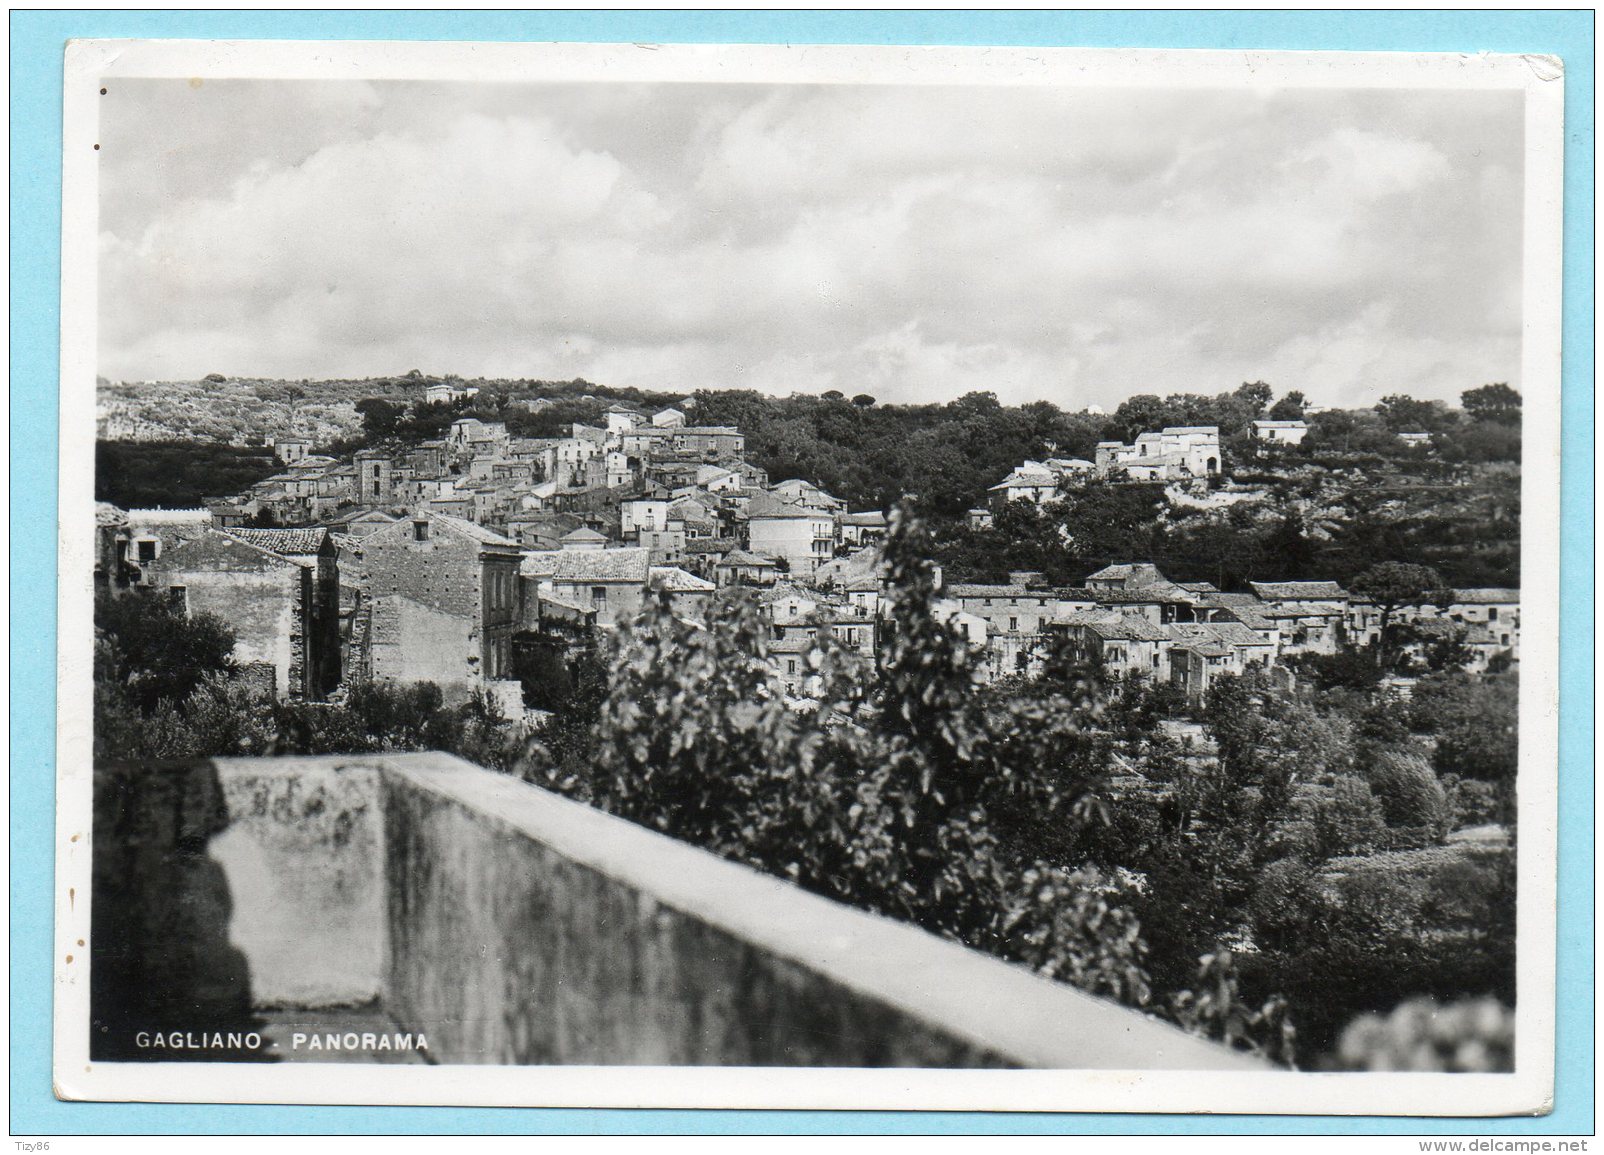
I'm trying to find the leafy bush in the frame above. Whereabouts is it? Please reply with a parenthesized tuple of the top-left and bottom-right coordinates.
(1363, 748, 1449, 834)
(1000, 866, 1151, 1007)
(1445, 775, 1501, 829)
(1169, 950, 1297, 1066)
(1331, 997, 1513, 1072)
(1312, 776, 1387, 858)
(1248, 858, 1319, 952)
(95, 592, 237, 712)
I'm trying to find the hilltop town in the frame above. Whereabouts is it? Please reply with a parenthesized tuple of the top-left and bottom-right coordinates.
(95, 387, 1520, 720)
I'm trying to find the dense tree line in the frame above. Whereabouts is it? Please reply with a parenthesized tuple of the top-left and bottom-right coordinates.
(96, 441, 279, 509)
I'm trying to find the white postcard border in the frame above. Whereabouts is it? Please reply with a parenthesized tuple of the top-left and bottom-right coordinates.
(53, 38, 1565, 1116)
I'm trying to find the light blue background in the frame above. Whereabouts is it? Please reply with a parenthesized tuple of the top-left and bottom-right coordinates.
(11, 9, 1593, 1137)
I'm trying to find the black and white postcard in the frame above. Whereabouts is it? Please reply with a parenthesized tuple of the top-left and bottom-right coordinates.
(55, 39, 1564, 1114)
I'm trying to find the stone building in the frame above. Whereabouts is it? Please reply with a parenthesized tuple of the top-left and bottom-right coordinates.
(273, 437, 310, 465)
(1251, 419, 1310, 446)
(524, 546, 651, 629)
(119, 509, 214, 588)
(746, 493, 835, 576)
(670, 426, 745, 459)
(149, 529, 332, 700)
(227, 527, 343, 695)
(1095, 426, 1221, 480)
(354, 450, 394, 504)
(353, 513, 525, 705)
(1247, 580, 1350, 655)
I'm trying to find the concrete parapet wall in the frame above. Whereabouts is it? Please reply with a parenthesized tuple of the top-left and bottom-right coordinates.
(94, 753, 1262, 1070)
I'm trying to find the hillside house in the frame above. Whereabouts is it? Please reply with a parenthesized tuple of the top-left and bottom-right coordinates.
(989, 464, 1059, 505)
(1054, 612, 1172, 678)
(639, 527, 688, 566)
(1095, 427, 1220, 480)
(714, 549, 780, 588)
(423, 383, 479, 406)
(1251, 419, 1310, 446)
(354, 450, 394, 504)
(120, 509, 214, 587)
(149, 529, 332, 701)
(649, 565, 715, 620)
(943, 582, 1062, 679)
(1248, 580, 1350, 654)
(839, 510, 889, 549)
(671, 426, 745, 459)
(1446, 589, 1520, 655)
(1165, 621, 1278, 703)
(273, 437, 310, 465)
(447, 418, 508, 451)
(621, 498, 671, 539)
(605, 404, 646, 434)
(536, 547, 651, 629)
(651, 407, 687, 428)
(746, 493, 835, 576)
(1084, 563, 1169, 593)
(354, 514, 524, 707)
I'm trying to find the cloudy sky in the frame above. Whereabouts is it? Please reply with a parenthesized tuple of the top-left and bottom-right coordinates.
(98, 78, 1523, 408)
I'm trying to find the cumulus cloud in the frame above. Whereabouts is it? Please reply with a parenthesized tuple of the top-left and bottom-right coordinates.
(97, 78, 1524, 407)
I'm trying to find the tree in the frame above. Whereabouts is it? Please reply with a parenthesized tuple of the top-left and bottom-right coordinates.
(1268, 390, 1307, 421)
(852, 394, 876, 407)
(355, 397, 404, 439)
(95, 592, 237, 712)
(1376, 394, 1448, 433)
(1349, 562, 1447, 662)
(1235, 381, 1273, 417)
(1362, 747, 1450, 834)
(1460, 383, 1521, 425)
(820, 389, 845, 401)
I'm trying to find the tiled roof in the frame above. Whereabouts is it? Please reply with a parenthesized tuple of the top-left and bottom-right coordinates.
(549, 547, 650, 584)
(1249, 580, 1348, 601)
(1168, 621, 1271, 649)
(1085, 562, 1167, 588)
(1201, 592, 1276, 631)
(430, 514, 522, 549)
(946, 584, 1029, 599)
(649, 566, 715, 593)
(1452, 588, 1520, 604)
(1122, 452, 1185, 468)
(841, 510, 888, 526)
(768, 634, 821, 654)
(95, 502, 128, 526)
(1060, 612, 1171, 641)
(989, 468, 1058, 490)
(228, 527, 330, 555)
(744, 492, 814, 519)
(716, 548, 779, 568)
(758, 582, 820, 605)
(560, 527, 609, 543)
(685, 538, 738, 556)
(520, 551, 560, 578)
(1094, 581, 1199, 605)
